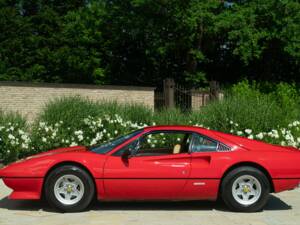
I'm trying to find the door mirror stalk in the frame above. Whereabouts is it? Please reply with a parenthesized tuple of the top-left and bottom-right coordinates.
(121, 148, 132, 160)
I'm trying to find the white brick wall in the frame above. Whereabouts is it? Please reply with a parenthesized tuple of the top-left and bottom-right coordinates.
(0, 82, 155, 121)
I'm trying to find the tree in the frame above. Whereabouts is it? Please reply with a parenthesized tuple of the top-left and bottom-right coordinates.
(0, 0, 299, 86)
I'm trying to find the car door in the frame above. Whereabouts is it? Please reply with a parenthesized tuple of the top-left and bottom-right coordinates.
(178, 133, 230, 200)
(103, 130, 192, 200)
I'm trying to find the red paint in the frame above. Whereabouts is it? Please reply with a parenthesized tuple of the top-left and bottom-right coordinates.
(2, 178, 43, 199)
(0, 125, 299, 202)
(103, 153, 191, 200)
(273, 179, 300, 192)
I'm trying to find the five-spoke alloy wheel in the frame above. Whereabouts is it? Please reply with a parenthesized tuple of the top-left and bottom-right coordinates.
(44, 165, 95, 212)
(221, 166, 270, 212)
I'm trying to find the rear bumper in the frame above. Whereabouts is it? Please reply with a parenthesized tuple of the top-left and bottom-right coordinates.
(2, 177, 43, 200)
(273, 178, 300, 193)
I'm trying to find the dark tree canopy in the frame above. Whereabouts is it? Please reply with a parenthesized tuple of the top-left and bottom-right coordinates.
(0, 0, 299, 87)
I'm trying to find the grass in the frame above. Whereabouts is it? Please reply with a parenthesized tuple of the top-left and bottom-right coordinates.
(37, 96, 153, 128)
(0, 110, 27, 127)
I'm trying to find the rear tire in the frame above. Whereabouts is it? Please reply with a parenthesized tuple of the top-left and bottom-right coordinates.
(221, 166, 270, 212)
(44, 165, 95, 212)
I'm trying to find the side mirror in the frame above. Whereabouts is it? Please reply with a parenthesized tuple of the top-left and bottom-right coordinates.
(121, 148, 132, 160)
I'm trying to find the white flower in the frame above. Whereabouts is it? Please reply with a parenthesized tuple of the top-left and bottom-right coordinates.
(42, 137, 47, 143)
(22, 143, 29, 149)
(74, 130, 83, 135)
(8, 134, 15, 140)
(70, 142, 77, 147)
(245, 129, 252, 134)
(256, 133, 264, 139)
(114, 130, 118, 135)
(90, 139, 97, 146)
(39, 122, 46, 127)
(248, 135, 254, 139)
(237, 131, 243, 136)
(21, 134, 28, 140)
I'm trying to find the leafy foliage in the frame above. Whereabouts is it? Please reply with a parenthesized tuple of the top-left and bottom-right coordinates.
(1, 82, 300, 164)
(0, 0, 299, 86)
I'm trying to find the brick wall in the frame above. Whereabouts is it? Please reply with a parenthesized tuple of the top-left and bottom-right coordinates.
(0, 82, 155, 121)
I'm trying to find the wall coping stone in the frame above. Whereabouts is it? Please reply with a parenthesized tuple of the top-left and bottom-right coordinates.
(0, 81, 156, 91)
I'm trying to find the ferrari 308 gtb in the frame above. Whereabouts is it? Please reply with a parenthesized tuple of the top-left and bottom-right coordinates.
(0, 125, 299, 212)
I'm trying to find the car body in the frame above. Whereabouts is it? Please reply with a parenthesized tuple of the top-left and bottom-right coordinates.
(0, 125, 299, 212)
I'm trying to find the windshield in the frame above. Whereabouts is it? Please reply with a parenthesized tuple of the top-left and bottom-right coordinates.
(89, 129, 143, 154)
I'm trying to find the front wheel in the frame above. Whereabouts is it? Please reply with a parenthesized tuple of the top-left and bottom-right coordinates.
(221, 166, 270, 212)
(44, 165, 95, 212)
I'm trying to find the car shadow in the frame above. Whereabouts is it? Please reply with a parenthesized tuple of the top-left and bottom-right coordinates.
(0, 194, 292, 213)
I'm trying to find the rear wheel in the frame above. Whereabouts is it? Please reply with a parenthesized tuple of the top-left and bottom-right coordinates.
(221, 166, 270, 212)
(44, 165, 95, 212)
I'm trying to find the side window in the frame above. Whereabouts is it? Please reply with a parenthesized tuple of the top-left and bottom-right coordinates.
(191, 134, 218, 152)
(136, 131, 192, 156)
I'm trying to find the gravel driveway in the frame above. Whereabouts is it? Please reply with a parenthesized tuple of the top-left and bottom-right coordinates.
(0, 179, 299, 225)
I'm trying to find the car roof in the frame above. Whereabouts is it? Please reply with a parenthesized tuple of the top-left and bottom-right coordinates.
(143, 125, 208, 132)
(143, 125, 236, 148)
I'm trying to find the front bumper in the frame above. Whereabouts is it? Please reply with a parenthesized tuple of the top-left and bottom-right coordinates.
(2, 177, 43, 200)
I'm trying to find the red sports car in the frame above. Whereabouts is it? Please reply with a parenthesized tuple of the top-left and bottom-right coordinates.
(0, 125, 299, 212)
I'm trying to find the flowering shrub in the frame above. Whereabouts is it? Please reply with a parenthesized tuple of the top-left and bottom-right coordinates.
(30, 114, 150, 154)
(1, 112, 300, 164)
(0, 108, 32, 164)
(226, 120, 300, 147)
(1, 89, 300, 164)
(0, 123, 32, 163)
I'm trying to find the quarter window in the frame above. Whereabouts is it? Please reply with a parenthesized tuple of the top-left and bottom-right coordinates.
(191, 134, 218, 152)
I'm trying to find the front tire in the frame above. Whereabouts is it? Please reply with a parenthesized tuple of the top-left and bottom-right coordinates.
(221, 166, 270, 212)
(44, 165, 95, 212)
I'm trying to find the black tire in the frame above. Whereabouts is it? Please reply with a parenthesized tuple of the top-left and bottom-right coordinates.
(44, 165, 95, 212)
(221, 166, 270, 212)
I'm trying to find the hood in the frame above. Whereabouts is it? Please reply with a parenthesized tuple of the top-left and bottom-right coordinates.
(23, 145, 88, 160)
(1, 146, 88, 170)
(213, 130, 299, 152)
